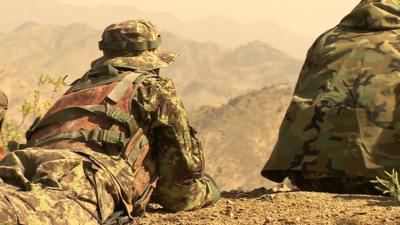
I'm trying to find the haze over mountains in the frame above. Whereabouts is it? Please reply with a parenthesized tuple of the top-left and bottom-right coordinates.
(0, 0, 311, 58)
(0, 22, 301, 112)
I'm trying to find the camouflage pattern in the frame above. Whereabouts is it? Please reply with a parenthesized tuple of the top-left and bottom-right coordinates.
(133, 75, 220, 211)
(0, 90, 7, 159)
(92, 19, 178, 71)
(289, 172, 380, 194)
(0, 90, 7, 129)
(262, 0, 400, 183)
(0, 148, 121, 225)
(0, 19, 219, 224)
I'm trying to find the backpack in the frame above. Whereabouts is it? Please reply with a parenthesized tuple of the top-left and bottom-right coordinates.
(26, 65, 158, 217)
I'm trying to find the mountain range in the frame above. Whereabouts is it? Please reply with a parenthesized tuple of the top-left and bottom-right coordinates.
(0, 0, 312, 58)
(191, 84, 293, 190)
(0, 23, 301, 113)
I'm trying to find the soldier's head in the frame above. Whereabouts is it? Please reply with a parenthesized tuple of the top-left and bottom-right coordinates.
(91, 19, 177, 71)
(0, 91, 8, 130)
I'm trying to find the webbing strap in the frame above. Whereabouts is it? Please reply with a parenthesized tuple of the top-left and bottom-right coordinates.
(99, 35, 161, 51)
(32, 128, 126, 147)
(107, 73, 142, 103)
(70, 65, 122, 92)
(87, 65, 119, 77)
(31, 105, 138, 137)
(126, 135, 148, 167)
(70, 76, 123, 93)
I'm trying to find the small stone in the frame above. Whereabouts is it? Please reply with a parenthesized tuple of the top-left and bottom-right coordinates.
(264, 217, 272, 223)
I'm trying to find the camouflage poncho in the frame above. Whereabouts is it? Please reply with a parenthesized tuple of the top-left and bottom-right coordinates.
(262, 0, 400, 182)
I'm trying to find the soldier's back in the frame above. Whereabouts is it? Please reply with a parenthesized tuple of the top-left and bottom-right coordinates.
(262, 0, 400, 194)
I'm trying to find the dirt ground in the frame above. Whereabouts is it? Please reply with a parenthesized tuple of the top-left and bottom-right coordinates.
(131, 188, 400, 225)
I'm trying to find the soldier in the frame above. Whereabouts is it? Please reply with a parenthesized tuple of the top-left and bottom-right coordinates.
(0, 91, 7, 159)
(261, 0, 400, 194)
(0, 19, 219, 225)
(0, 91, 6, 128)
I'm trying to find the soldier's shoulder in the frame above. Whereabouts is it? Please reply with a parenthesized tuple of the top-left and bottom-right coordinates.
(140, 74, 176, 92)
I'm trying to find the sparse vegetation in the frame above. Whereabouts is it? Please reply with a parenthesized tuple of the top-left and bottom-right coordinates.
(0, 74, 67, 151)
(371, 169, 400, 201)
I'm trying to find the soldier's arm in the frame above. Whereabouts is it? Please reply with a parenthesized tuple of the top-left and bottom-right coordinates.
(133, 75, 220, 211)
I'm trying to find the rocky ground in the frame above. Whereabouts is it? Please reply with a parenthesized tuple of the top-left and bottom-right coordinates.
(131, 188, 400, 225)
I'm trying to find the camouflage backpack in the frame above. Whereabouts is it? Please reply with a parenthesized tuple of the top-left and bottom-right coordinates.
(26, 65, 158, 217)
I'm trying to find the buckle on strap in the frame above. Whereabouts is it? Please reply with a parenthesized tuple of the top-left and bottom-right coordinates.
(85, 129, 126, 146)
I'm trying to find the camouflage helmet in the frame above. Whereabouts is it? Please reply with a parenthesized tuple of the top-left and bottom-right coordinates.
(91, 19, 177, 71)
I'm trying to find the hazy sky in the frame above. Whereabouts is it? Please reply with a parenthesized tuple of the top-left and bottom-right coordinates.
(54, 0, 361, 37)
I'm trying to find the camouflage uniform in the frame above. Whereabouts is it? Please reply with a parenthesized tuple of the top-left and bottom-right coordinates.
(262, 0, 400, 194)
(0, 91, 7, 158)
(0, 91, 7, 130)
(0, 20, 219, 225)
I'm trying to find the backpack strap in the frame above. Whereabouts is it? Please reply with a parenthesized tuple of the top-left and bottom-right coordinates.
(106, 72, 140, 103)
(29, 105, 138, 137)
(32, 128, 127, 148)
(69, 65, 122, 92)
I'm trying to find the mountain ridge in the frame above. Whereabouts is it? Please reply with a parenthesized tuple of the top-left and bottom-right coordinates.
(191, 84, 293, 190)
(0, 0, 311, 58)
(0, 22, 301, 114)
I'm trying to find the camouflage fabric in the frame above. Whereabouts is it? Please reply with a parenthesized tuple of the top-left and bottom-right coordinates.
(0, 90, 7, 129)
(262, 0, 400, 183)
(91, 19, 178, 71)
(133, 75, 220, 211)
(0, 19, 219, 224)
(0, 90, 7, 158)
(0, 148, 122, 225)
(289, 172, 380, 195)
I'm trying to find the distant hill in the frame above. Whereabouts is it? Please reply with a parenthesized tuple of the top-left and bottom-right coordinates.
(0, 0, 311, 58)
(0, 23, 301, 114)
(0, 23, 100, 109)
(191, 84, 293, 190)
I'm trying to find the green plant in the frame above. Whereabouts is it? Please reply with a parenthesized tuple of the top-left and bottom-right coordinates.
(371, 169, 400, 201)
(0, 74, 67, 151)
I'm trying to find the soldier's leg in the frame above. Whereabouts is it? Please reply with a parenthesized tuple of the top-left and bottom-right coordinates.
(0, 184, 100, 225)
(0, 148, 121, 224)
